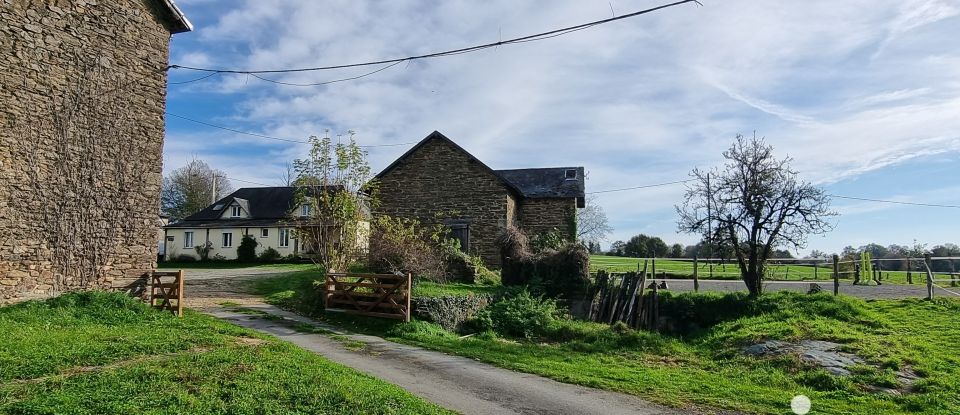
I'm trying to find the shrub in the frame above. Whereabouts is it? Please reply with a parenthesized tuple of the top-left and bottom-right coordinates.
(368, 216, 446, 280)
(479, 289, 562, 339)
(174, 254, 196, 262)
(211, 253, 228, 262)
(496, 226, 590, 299)
(529, 228, 567, 253)
(237, 235, 259, 262)
(259, 246, 282, 262)
(413, 294, 491, 332)
(194, 241, 213, 261)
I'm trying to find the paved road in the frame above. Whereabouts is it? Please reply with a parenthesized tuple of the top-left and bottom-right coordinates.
(207, 304, 718, 415)
(656, 279, 938, 299)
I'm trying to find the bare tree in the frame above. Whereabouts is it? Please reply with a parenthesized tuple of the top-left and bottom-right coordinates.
(278, 162, 295, 186)
(677, 134, 834, 296)
(160, 158, 232, 221)
(576, 196, 613, 244)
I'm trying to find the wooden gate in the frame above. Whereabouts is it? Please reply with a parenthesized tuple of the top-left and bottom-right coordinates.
(324, 273, 411, 322)
(149, 270, 184, 317)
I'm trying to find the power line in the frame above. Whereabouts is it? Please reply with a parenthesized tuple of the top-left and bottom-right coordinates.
(587, 179, 696, 194)
(587, 179, 959, 209)
(168, 0, 700, 77)
(165, 112, 418, 148)
(246, 61, 404, 87)
(225, 176, 273, 187)
(827, 194, 960, 209)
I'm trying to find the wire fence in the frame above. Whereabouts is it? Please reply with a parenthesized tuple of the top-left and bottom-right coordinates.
(590, 255, 960, 299)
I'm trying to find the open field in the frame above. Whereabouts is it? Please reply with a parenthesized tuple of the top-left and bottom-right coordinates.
(254, 271, 960, 415)
(590, 255, 925, 284)
(0, 291, 449, 414)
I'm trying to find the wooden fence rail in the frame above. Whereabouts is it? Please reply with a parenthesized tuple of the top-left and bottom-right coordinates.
(324, 272, 411, 322)
(149, 270, 183, 317)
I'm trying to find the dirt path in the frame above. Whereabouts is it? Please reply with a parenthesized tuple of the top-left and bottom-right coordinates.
(207, 304, 707, 415)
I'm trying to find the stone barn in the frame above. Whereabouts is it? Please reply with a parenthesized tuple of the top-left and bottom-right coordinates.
(0, 1, 192, 303)
(374, 131, 586, 268)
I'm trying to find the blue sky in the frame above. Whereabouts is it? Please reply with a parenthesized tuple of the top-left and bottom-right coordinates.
(163, 0, 960, 256)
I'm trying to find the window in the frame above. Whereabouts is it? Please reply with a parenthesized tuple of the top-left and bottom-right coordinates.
(183, 231, 194, 248)
(300, 204, 311, 217)
(279, 228, 290, 248)
(260, 228, 269, 238)
(231, 206, 242, 217)
(222, 232, 233, 248)
(212, 204, 224, 211)
(565, 169, 578, 180)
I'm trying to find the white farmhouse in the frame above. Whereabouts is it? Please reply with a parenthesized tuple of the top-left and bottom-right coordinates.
(164, 187, 317, 261)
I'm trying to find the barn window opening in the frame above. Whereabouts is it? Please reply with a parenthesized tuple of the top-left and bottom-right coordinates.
(564, 169, 577, 180)
(448, 223, 470, 253)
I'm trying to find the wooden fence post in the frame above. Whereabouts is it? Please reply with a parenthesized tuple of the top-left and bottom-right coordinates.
(693, 256, 699, 292)
(906, 258, 913, 284)
(853, 263, 861, 285)
(405, 273, 412, 323)
(832, 255, 839, 296)
(924, 254, 934, 300)
(651, 258, 657, 282)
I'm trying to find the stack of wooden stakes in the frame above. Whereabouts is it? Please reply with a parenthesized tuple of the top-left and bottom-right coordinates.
(588, 260, 661, 331)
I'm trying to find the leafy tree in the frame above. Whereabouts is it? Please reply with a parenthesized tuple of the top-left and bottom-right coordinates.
(576, 197, 613, 244)
(586, 241, 603, 254)
(237, 234, 259, 262)
(669, 243, 684, 258)
(160, 158, 232, 221)
(624, 234, 669, 258)
(608, 240, 626, 256)
(677, 134, 834, 296)
(292, 132, 376, 272)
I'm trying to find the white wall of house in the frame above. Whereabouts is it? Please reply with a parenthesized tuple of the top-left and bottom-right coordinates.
(164, 226, 299, 261)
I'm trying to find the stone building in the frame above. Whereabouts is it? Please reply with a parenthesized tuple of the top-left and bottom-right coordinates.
(375, 131, 585, 267)
(0, 1, 192, 303)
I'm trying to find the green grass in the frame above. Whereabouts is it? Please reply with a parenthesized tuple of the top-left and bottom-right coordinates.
(157, 261, 314, 270)
(412, 281, 503, 298)
(254, 271, 960, 415)
(591, 255, 922, 284)
(0, 291, 450, 414)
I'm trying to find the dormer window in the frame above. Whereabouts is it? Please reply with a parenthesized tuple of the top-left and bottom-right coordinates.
(300, 204, 312, 217)
(565, 169, 577, 180)
(230, 206, 242, 217)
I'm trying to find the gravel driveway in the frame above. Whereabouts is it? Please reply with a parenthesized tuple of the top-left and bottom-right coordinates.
(167, 267, 308, 309)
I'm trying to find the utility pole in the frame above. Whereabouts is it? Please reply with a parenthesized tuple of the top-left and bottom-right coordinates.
(706, 171, 712, 263)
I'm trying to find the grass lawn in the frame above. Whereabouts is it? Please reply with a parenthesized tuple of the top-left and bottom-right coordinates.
(0, 291, 450, 415)
(254, 271, 960, 415)
(591, 255, 921, 284)
(157, 261, 314, 271)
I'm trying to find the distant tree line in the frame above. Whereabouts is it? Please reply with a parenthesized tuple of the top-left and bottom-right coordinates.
(834, 243, 960, 273)
(604, 234, 794, 259)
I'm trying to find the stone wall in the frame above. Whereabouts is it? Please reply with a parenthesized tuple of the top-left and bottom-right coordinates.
(0, 0, 176, 303)
(517, 198, 577, 241)
(376, 138, 512, 268)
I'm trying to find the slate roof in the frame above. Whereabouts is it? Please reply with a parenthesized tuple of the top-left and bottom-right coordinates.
(495, 167, 585, 199)
(375, 131, 586, 203)
(165, 186, 369, 229)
